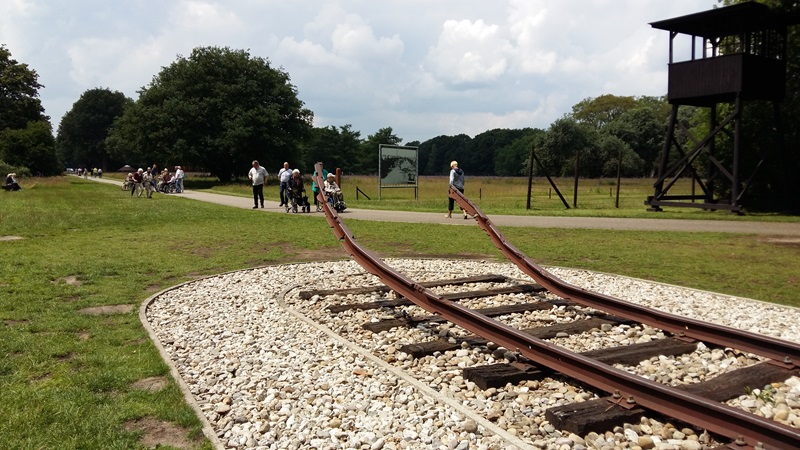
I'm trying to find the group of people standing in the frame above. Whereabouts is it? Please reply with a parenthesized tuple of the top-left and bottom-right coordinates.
(248, 161, 342, 211)
(248, 159, 463, 216)
(126, 164, 184, 198)
(77, 167, 102, 178)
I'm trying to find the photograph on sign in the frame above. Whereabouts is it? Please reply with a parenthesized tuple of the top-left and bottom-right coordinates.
(379, 145, 418, 186)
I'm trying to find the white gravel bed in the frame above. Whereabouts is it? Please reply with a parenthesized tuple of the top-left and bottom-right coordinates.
(145, 259, 800, 450)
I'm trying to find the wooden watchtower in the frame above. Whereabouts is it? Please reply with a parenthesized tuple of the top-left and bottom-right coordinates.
(645, 2, 797, 213)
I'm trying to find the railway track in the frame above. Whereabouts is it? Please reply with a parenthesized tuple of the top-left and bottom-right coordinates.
(310, 164, 800, 450)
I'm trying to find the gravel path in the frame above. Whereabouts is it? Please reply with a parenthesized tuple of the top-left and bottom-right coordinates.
(142, 259, 800, 450)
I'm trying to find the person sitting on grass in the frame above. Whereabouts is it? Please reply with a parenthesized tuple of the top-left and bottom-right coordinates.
(4, 173, 21, 191)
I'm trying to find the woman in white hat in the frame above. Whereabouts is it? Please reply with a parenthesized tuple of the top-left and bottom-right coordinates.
(5, 173, 21, 191)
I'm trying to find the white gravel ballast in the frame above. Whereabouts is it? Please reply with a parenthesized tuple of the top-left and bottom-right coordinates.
(143, 259, 800, 450)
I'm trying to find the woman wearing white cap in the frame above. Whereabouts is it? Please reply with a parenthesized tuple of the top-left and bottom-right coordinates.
(4, 173, 21, 191)
(173, 166, 185, 193)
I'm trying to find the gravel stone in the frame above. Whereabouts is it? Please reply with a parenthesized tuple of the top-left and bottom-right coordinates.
(145, 259, 800, 449)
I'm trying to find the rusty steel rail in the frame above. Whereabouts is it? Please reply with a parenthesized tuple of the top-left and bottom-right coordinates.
(312, 164, 800, 449)
(449, 185, 800, 369)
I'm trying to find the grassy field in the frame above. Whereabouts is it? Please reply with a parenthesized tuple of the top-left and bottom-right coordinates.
(147, 172, 800, 221)
(1, 176, 798, 449)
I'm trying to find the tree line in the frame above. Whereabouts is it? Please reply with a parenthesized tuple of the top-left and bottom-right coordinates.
(1, 42, 676, 181)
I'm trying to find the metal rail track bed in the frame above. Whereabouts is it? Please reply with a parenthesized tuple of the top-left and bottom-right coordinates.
(311, 164, 800, 450)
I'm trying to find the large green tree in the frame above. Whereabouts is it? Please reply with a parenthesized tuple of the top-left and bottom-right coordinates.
(418, 134, 471, 176)
(355, 127, 402, 175)
(57, 88, 131, 172)
(0, 45, 47, 130)
(0, 120, 59, 176)
(535, 117, 600, 177)
(301, 124, 361, 174)
(0, 45, 60, 175)
(602, 107, 664, 176)
(571, 94, 638, 129)
(494, 129, 545, 177)
(107, 46, 313, 181)
(466, 128, 533, 176)
(571, 94, 669, 176)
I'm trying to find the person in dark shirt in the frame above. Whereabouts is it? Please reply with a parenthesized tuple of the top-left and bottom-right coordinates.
(4, 173, 21, 191)
(131, 168, 144, 197)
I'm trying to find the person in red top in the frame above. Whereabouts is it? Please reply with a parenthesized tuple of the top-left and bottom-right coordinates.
(131, 168, 144, 197)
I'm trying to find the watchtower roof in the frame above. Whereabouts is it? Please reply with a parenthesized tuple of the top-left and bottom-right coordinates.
(650, 2, 797, 38)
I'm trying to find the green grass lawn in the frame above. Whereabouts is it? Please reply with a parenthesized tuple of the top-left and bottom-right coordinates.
(1, 176, 798, 449)
(165, 172, 800, 221)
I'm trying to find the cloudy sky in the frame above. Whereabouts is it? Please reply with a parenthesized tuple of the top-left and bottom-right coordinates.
(3, 0, 715, 143)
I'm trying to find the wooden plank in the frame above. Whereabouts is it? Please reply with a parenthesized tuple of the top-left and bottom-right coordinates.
(525, 317, 623, 340)
(461, 328, 678, 389)
(545, 396, 649, 436)
(328, 298, 414, 313)
(299, 274, 509, 299)
(584, 338, 699, 366)
(363, 300, 567, 333)
(401, 337, 491, 358)
(681, 361, 800, 401)
(329, 283, 545, 313)
(439, 283, 545, 301)
(362, 317, 420, 333)
(463, 364, 544, 390)
(545, 362, 800, 435)
(400, 316, 622, 357)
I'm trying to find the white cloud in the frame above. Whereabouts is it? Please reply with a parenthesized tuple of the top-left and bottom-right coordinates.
(331, 19, 404, 62)
(506, 0, 557, 74)
(1, 0, 716, 142)
(425, 19, 513, 86)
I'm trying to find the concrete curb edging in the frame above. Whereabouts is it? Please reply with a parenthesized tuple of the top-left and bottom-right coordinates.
(139, 276, 235, 450)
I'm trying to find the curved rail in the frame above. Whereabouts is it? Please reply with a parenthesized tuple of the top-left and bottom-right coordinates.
(312, 164, 800, 449)
(448, 185, 800, 369)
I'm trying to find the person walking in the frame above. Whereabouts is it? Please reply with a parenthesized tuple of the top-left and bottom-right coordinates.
(312, 167, 328, 211)
(445, 160, 467, 219)
(278, 162, 292, 206)
(150, 164, 159, 190)
(173, 166, 185, 193)
(131, 168, 144, 198)
(143, 170, 155, 198)
(248, 160, 268, 209)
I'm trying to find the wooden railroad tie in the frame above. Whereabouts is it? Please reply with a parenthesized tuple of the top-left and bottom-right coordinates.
(400, 316, 624, 358)
(463, 337, 697, 390)
(362, 299, 570, 333)
(327, 282, 546, 314)
(545, 361, 800, 436)
(298, 274, 509, 300)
